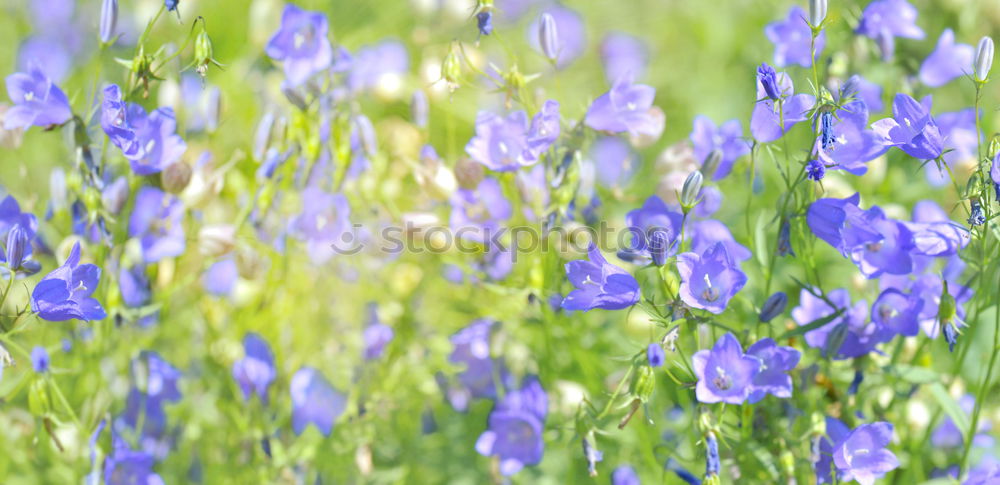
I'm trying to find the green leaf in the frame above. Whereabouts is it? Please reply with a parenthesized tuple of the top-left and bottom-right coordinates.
(776, 308, 844, 340)
(754, 214, 768, 270)
(927, 383, 969, 443)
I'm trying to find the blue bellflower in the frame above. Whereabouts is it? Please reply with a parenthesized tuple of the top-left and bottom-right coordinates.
(475, 377, 548, 476)
(765, 6, 826, 67)
(750, 68, 815, 143)
(871, 94, 943, 160)
(561, 243, 641, 312)
(746, 338, 801, 403)
(232, 333, 276, 403)
(265, 5, 334, 86)
(856, 0, 924, 60)
(676, 242, 747, 314)
(128, 187, 186, 263)
(690, 116, 750, 180)
(585, 75, 660, 140)
(919, 29, 975, 87)
(290, 366, 347, 436)
(692, 333, 760, 404)
(4, 66, 72, 130)
(31, 242, 106, 321)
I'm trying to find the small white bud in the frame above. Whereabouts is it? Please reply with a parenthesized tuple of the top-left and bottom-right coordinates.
(975, 36, 994, 83)
(809, 0, 828, 27)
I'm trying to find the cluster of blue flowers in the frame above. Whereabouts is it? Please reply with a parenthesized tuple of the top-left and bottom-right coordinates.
(2, 0, 1000, 483)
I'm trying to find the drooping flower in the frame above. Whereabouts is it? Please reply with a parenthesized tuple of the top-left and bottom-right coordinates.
(919, 29, 975, 87)
(814, 101, 889, 175)
(647, 343, 665, 367)
(750, 67, 815, 143)
(449, 177, 511, 243)
(689, 116, 750, 180)
(290, 366, 347, 436)
(904, 200, 970, 258)
(30, 346, 49, 373)
(746, 338, 801, 403)
(676, 242, 747, 314)
(619, 195, 684, 264)
(856, 0, 924, 60)
(128, 187, 186, 263)
(600, 33, 648, 83)
(871, 93, 943, 160)
(31, 242, 106, 321)
(765, 6, 826, 67)
(561, 243, 641, 312)
(265, 4, 333, 86)
(232, 333, 276, 403)
(475, 377, 548, 476)
(692, 333, 760, 404)
(585, 75, 660, 140)
(289, 187, 352, 264)
(3, 66, 72, 130)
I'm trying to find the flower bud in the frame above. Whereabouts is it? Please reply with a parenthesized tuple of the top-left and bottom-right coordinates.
(162, 161, 193, 194)
(777, 217, 795, 257)
(705, 430, 720, 477)
(757, 63, 781, 101)
(648, 229, 670, 266)
(5, 225, 29, 271)
(631, 364, 655, 403)
(539, 13, 559, 62)
(809, 0, 827, 27)
(194, 30, 215, 78)
(759, 291, 788, 322)
(646, 343, 665, 367)
(199, 224, 236, 257)
(99, 0, 118, 44)
(700, 148, 722, 180)
(824, 322, 848, 358)
(442, 44, 463, 93)
(476, 11, 493, 36)
(975, 36, 994, 83)
(680, 170, 703, 210)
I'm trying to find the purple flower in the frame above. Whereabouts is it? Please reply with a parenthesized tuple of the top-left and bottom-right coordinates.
(100, 85, 140, 158)
(31, 346, 49, 373)
(527, 100, 561, 155)
(562, 243, 641, 312)
(119, 351, 182, 459)
(289, 188, 352, 264)
(589, 136, 637, 187)
(600, 33, 648, 83)
(585, 75, 659, 140)
(919, 29, 975, 87)
(232, 333, 276, 403)
(871, 93, 943, 160)
(931, 395, 993, 449)
(449, 177, 511, 243)
(692, 333, 760, 404)
(4, 66, 72, 130)
(202, 258, 238, 297)
(904, 200, 970, 257)
(346, 41, 409, 93)
(128, 187, 186, 263)
(363, 304, 393, 360)
(791, 288, 883, 358)
(814, 101, 889, 175)
(871, 289, 923, 337)
(103, 432, 164, 485)
(291, 367, 346, 436)
(611, 465, 641, 485)
(807, 194, 914, 278)
(765, 6, 826, 68)
(620, 196, 684, 263)
(126, 106, 188, 175)
(466, 110, 535, 171)
(449, 320, 506, 408)
(966, 465, 1000, 485)
(676, 242, 747, 314)
(832, 421, 899, 485)
(927, 108, 979, 186)
(690, 116, 750, 180)
(265, 4, 333, 86)
(751, 69, 815, 143)
(31, 242, 106, 322)
(843, 75, 884, 113)
(857, 0, 924, 59)
(746, 338, 801, 403)
(475, 377, 548, 476)
(528, 5, 584, 68)
(690, 219, 752, 262)
(476, 11, 493, 36)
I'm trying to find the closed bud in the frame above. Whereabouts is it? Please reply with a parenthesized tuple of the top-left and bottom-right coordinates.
(5, 225, 29, 271)
(705, 431, 720, 477)
(442, 44, 463, 93)
(631, 364, 656, 403)
(99, 0, 118, 44)
(759, 291, 788, 322)
(680, 170, 703, 210)
(162, 161, 192, 194)
(976, 36, 994, 83)
(809, 0, 827, 28)
(539, 13, 559, 62)
(476, 11, 493, 36)
(824, 322, 848, 358)
(648, 229, 670, 266)
(199, 224, 236, 257)
(938, 280, 956, 327)
(700, 148, 723, 180)
(454, 158, 485, 189)
(194, 30, 215, 77)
